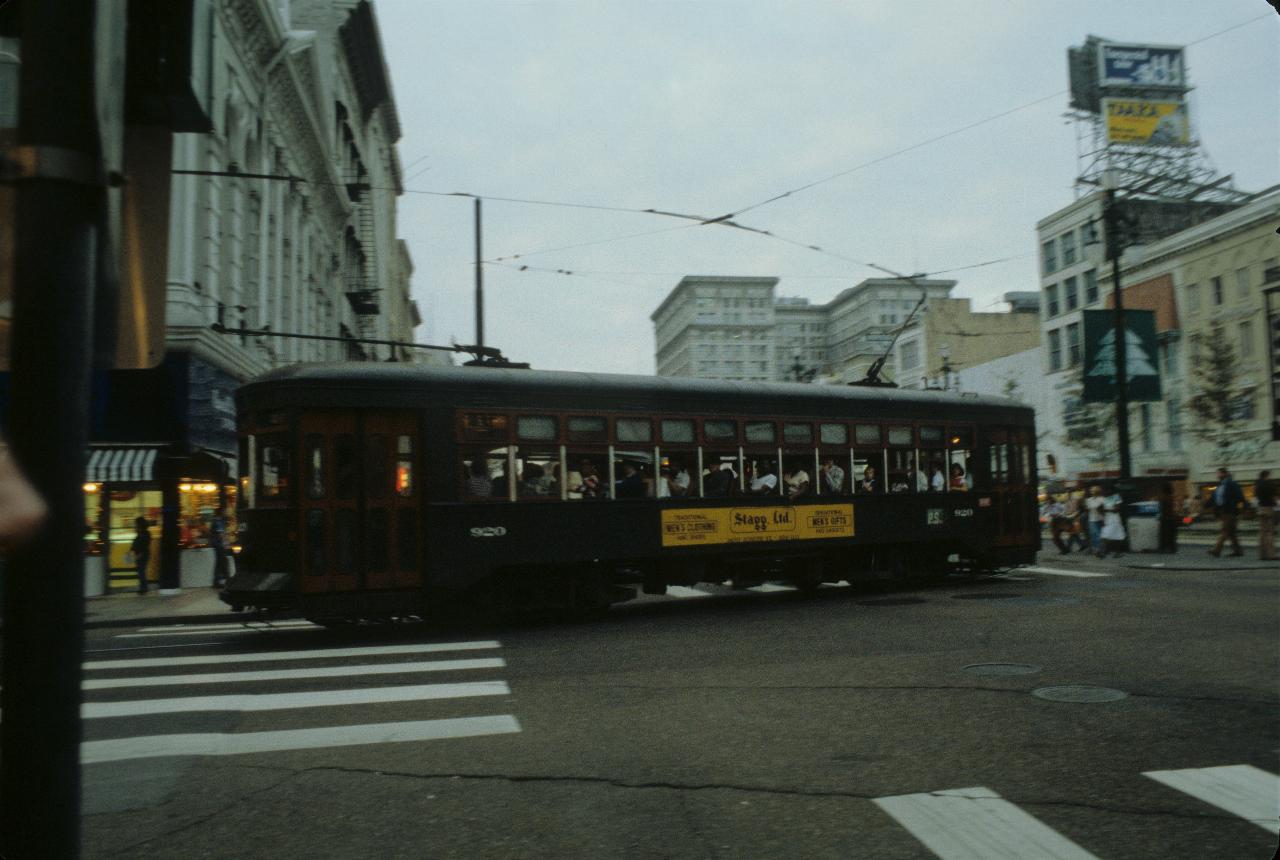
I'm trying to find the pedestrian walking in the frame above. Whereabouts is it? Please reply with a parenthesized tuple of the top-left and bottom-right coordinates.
(1255, 470, 1277, 561)
(1064, 491, 1088, 552)
(1085, 483, 1106, 557)
(1208, 466, 1244, 558)
(1157, 482, 1179, 554)
(130, 516, 152, 594)
(1100, 488, 1126, 558)
(209, 507, 229, 587)
(1045, 494, 1070, 553)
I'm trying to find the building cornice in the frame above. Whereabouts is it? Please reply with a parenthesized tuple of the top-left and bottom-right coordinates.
(165, 326, 269, 382)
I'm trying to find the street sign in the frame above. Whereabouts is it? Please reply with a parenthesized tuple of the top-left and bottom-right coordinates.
(1082, 309, 1162, 402)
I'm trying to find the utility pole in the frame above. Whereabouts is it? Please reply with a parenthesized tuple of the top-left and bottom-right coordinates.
(474, 196, 484, 350)
(1, 0, 99, 855)
(1102, 175, 1133, 486)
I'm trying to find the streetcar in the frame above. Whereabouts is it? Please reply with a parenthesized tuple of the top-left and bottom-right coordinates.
(221, 363, 1038, 621)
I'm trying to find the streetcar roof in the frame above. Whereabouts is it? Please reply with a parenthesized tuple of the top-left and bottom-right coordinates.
(239, 362, 1035, 423)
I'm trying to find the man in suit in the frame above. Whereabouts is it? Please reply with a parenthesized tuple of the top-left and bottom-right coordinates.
(1208, 466, 1245, 558)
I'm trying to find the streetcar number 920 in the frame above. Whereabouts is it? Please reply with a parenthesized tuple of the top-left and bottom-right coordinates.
(470, 526, 508, 538)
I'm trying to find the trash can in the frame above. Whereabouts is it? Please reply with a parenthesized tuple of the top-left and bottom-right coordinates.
(1127, 501, 1160, 552)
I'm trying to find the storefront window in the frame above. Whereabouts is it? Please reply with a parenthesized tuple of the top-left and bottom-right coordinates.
(106, 489, 161, 587)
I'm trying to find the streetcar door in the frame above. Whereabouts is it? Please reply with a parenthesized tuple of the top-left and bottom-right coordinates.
(990, 428, 1035, 546)
(362, 413, 421, 590)
(299, 411, 360, 594)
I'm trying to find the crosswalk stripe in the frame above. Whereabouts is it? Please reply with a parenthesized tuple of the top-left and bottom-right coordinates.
(84, 640, 501, 671)
(83, 657, 506, 690)
(749, 583, 797, 593)
(664, 586, 713, 599)
(1021, 566, 1112, 578)
(84, 680, 511, 718)
(81, 715, 523, 764)
(135, 620, 316, 633)
(118, 628, 317, 639)
(874, 786, 1100, 860)
(1144, 765, 1279, 832)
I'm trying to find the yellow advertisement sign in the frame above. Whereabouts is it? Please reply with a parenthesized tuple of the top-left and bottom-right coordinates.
(660, 504, 854, 547)
(1103, 98, 1189, 146)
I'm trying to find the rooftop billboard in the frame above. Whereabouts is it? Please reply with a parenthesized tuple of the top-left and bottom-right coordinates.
(1103, 98, 1191, 147)
(1098, 43, 1186, 89)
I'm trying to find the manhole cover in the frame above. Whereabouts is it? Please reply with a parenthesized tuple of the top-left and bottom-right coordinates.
(856, 597, 928, 606)
(952, 593, 1022, 600)
(1032, 685, 1128, 703)
(964, 663, 1042, 676)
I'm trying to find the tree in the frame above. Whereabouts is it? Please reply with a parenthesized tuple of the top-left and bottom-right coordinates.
(1185, 321, 1256, 462)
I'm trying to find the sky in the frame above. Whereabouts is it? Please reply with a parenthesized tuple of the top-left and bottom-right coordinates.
(373, 1, 1280, 375)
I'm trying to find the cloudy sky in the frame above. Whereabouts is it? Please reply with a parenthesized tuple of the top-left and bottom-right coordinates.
(374, 1, 1279, 375)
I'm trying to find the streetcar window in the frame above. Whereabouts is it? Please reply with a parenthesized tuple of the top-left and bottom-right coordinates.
(334, 508, 356, 573)
(305, 435, 325, 499)
(742, 455, 775, 496)
(258, 437, 291, 500)
(920, 426, 944, 447)
(613, 452, 652, 499)
(947, 430, 973, 492)
(661, 419, 695, 444)
(461, 448, 513, 500)
(567, 416, 607, 442)
(661, 453, 696, 498)
(706, 450, 743, 497)
(887, 426, 913, 447)
(616, 418, 652, 443)
(518, 448, 561, 498)
(854, 424, 881, 446)
(305, 509, 325, 576)
(990, 443, 1009, 484)
(782, 456, 812, 500)
(462, 413, 508, 442)
(567, 453, 607, 499)
(397, 508, 417, 570)
(517, 415, 557, 441)
(366, 508, 389, 573)
(335, 435, 358, 500)
(818, 455, 849, 495)
(703, 419, 737, 442)
(395, 435, 413, 498)
(853, 452, 883, 494)
(365, 434, 389, 499)
(819, 423, 848, 446)
(921, 454, 947, 493)
(745, 421, 775, 444)
(240, 435, 255, 509)
(888, 450, 922, 494)
(783, 423, 813, 445)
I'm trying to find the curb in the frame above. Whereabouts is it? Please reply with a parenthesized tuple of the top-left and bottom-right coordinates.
(83, 612, 248, 631)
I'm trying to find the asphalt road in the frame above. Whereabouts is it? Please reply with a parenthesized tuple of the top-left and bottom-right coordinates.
(76, 565, 1278, 859)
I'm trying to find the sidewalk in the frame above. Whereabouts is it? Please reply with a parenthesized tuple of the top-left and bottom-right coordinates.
(1031, 544, 1278, 574)
(84, 587, 240, 630)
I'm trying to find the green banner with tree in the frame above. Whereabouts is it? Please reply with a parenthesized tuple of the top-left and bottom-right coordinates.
(1082, 309, 1162, 402)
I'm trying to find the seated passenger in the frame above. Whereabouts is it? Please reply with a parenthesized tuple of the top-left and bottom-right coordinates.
(614, 462, 646, 498)
(466, 459, 492, 497)
(786, 462, 810, 500)
(748, 463, 777, 495)
(575, 459, 603, 499)
(929, 460, 946, 493)
(820, 458, 845, 494)
(949, 463, 967, 491)
(669, 461, 691, 496)
(706, 462, 738, 497)
(860, 465, 879, 494)
(520, 463, 551, 496)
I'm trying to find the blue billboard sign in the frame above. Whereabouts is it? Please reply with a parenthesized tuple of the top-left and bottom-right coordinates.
(1098, 43, 1186, 89)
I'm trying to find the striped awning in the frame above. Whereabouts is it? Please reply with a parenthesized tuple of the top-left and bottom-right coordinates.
(86, 447, 160, 483)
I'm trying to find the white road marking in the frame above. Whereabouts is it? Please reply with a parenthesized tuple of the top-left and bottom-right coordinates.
(749, 583, 797, 593)
(1021, 566, 1112, 578)
(84, 640, 501, 671)
(664, 586, 713, 599)
(84, 681, 511, 718)
(117, 628, 315, 639)
(83, 657, 506, 690)
(874, 786, 1100, 860)
(1144, 765, 1280, 832)
(81, 715, 522, 764)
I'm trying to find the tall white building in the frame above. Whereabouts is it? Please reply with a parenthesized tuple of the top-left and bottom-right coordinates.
(652, 275, 955, 384)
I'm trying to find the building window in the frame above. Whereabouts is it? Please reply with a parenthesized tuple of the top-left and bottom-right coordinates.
(1048, 329, 1062, 372)
(1060, 231, 1077, 266)
(1212, 276, 1223, 306)
(1159, 339, 1179, 377)
(1083, 269, 1099, 304)
(1064, 276, 1079, 311)
(1066, 322, 1081, 367)
(1042, 238, 1057, 275)
(1235, 268, 1250, 299)
(900, 340, 920, 371)
(1046, 284, 1060, 318)
(1167, 397, 1182, 451)
(1239, 320, 1254, 359)
(1140, 403, 1153, 452)
(1185, 283, 1199, 313)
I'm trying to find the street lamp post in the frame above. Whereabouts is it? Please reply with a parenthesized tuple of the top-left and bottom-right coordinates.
(1101, 173, 1133, 488)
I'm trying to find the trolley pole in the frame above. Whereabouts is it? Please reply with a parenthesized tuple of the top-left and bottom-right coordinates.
(1, 0, 99, 855)
(1102, 184, 1133, 485)
(475, 196, 484, 350)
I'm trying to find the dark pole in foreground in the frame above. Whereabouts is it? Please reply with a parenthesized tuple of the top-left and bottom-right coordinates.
(1, 0, 99, 856)
(475, 196, 484, 350)
(1103, 185, 1132, 485)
